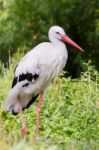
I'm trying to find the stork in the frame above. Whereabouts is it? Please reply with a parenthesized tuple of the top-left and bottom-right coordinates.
(2, 26, 84, 137)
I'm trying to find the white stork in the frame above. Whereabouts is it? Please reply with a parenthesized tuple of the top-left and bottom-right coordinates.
(2, 26, 84, 137)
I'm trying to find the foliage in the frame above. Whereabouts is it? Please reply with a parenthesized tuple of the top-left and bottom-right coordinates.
(0, 0, 99, 76)
(0, 59, 99, 149)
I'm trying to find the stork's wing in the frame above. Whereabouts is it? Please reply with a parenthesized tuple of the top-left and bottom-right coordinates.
(12, 51, 40, 88)
(2, 51, 41, 114)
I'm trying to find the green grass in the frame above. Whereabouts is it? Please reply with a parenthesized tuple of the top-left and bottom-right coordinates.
(0, 60, 99, 149)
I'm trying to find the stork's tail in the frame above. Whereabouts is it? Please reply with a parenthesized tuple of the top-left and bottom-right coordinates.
(2, 80, 38, 115)
(2, 81, 23, 114)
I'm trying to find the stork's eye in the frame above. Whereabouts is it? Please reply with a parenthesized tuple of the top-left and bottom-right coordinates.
(56, 32, 60, 34)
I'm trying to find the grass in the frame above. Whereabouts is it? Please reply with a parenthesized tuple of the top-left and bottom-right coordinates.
(0, 58, 99, 149)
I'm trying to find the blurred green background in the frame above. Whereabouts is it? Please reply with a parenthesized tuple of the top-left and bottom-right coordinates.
(0, 0, 99, 77)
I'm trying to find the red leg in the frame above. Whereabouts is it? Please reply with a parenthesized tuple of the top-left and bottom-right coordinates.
(18, 95, 26, 137)
(36, 91, 44, 137)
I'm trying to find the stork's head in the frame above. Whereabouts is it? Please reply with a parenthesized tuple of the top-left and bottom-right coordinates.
(49, 26, 84, 52)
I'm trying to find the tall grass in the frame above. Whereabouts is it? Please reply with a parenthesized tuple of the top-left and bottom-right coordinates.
(0, 56, 99, 149)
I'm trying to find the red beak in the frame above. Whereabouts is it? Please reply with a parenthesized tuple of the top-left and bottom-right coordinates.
(61, 35, 84, 52)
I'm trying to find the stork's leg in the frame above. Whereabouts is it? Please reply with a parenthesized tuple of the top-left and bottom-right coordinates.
(18, 95, 26, 137)
(36, 91, 44, 137)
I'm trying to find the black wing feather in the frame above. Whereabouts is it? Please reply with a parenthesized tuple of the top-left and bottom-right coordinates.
(12, 72, 39, 88)
(12, 76, 18, 88)
(24, 95, 38, 110)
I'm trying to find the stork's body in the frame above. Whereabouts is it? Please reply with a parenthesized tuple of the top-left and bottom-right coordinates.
(3, 26, 83, 137)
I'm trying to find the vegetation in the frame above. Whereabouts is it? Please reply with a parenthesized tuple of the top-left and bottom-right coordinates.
(0, 58, 99, 149)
